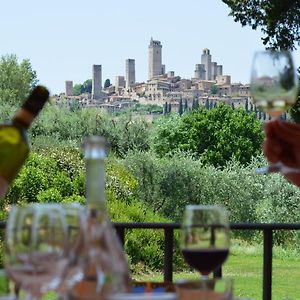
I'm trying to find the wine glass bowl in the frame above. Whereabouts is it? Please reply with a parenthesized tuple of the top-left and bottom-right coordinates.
(250, 50, 300, 175)
(4, 203, 84, 299)
(250, 50, 298, 118)
(180, 205, 230, 277)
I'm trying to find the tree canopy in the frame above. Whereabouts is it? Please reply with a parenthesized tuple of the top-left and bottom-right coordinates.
(222, 0, 300, 50)
(104, 79, 111, 88)
(151, 103, 264, 167)
(0, 54, 38, 105)
(73, 79, 92, 96)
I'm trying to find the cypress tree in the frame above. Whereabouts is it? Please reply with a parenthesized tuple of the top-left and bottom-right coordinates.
(163, 102, 168, 115)
(245, 98, 249, 113)
(184, 99, 188, 111)
(195, 99, 199, 110)
(205, 98, 210, 110)
(178, 98, 183, 115)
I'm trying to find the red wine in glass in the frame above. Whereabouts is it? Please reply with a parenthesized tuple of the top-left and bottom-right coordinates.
(181, 248, 229, 276)
(180, 205, 230, 278)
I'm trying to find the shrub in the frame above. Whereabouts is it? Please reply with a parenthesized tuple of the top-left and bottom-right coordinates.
(151, 104, 264, 167)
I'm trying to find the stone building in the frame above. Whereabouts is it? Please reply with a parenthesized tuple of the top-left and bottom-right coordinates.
(115, 76, 125, 94)
(216, 75, 231, 85)
(199, 49, 223, 81)
(148, 37, 163, 80)
(201, 48, 212, 80)
(145, 79, 170, 101)
(92, 64, 102, 99)
(65, 80, 73, 96)
(125, 59, 136, 89)
(194, 64, 206, 80)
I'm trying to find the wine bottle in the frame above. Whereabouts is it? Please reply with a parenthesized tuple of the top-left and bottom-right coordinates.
(0, 86, 49, 199)
(70, 136, 131, 300)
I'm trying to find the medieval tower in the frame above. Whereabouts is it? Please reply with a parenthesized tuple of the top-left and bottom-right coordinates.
(201, 48, 212, 80)
(125, 59, 136, 89)
(92, 64, 102, 99)
(148, 37, 162, 80)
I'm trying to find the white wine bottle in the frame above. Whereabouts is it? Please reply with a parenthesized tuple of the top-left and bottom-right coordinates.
(0, 86, 49, 199)
(70, 136, 131, 300)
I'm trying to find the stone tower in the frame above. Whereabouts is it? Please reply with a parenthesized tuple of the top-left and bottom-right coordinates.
(211, 62, 218, 80)
(148, 37, 162, 80)
(201, 48, 212, 80)
(92, 64, 102, 99)
(125, 59, 136, 89)
(217, 65, 223, 76)
(194, 64, 206, 80)
(65, 80, 73, 96)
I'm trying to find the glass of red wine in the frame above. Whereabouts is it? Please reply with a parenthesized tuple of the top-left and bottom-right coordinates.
(180, 205, 230, 279)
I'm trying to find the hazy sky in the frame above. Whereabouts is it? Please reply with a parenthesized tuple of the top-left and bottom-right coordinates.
(1, 0, 299, 94)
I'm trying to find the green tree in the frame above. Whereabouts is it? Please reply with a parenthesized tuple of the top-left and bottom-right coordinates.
(184, 99, 188, 112)
(82, 79, 92, 93)
(0, 54, 38, 105)
(104, 79, 111, 88)
(73, 79, 92, 96)
(151, 103, 263, 167)
(210, 84, 219, 95)
(222, 0, 300, 50)
(73, 84, 84, 96)
(178, 98, 183, 116)
(163, 102, 168, 115)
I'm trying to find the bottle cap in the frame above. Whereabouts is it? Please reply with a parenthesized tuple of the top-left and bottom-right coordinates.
(21, 85, 49, 116)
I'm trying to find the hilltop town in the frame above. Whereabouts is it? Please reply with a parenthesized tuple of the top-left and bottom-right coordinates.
(57, 38, 250, 113)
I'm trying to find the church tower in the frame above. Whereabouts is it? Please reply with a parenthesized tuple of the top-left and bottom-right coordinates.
(148, 37, 162, 80)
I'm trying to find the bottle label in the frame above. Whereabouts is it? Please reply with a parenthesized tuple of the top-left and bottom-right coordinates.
(0, 176, 9, 199)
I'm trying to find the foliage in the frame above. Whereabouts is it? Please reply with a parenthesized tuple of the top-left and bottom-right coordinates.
(288, 68, 300, 124)
(210, 84, 219, 95)
(113, 103, 163, 115)
(0, 54, 38, 105)
(108, 195, 184, 271)
(121, 151, 300, 245)
(151, 104, 264, 167)
(222, 0, 300, 50)
(73, 79, 92, 96)
(104, 79, 111, 88)
(29, 104, 151, 157)
(3, 150, 84, 208)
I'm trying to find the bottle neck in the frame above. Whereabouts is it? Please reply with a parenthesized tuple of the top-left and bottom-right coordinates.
(12, 108, 35, 129)
(85, 157, 107, 217)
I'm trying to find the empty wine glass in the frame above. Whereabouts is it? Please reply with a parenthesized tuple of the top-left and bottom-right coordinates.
(250, 50, 299, 174)
(4, 203, 83, 300)
(180, 205, 230, 279)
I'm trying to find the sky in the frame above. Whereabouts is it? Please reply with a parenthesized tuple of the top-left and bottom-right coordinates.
(1, 0, 299, 95)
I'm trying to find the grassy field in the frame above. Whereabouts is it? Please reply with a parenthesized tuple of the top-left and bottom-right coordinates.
(133, 242, 300, 300)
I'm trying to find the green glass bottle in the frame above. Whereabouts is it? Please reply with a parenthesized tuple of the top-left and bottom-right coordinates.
(0, 86, 49, 199)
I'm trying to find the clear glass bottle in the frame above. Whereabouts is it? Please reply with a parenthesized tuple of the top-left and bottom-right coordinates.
(0, 86, 49, 199)
(71, 136, 131, 300)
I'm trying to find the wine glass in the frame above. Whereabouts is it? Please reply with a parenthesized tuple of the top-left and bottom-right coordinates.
(250, 50, 299, 174)
(180, 205, 230, 279)
(4, 203, 82, 299)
